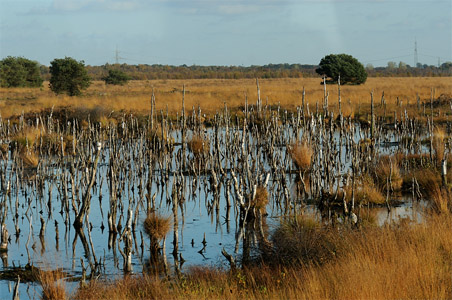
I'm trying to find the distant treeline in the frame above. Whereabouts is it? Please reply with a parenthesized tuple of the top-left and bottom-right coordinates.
(38, 62, 452, 81)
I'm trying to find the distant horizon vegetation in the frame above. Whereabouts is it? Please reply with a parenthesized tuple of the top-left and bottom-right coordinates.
(48, 60, 452, 81)
(2, 55, 452, 88)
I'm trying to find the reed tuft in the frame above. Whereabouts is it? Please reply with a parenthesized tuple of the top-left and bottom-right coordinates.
(289, 143, 312, 171)
(187, 134, 209, 157)
(143, 212, 171, 241)
(39, 269, 67, 300)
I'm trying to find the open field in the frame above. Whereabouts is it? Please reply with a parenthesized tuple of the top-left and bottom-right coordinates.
(0, 77, 451, 119)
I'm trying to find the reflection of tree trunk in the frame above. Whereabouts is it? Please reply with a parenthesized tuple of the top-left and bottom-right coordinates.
(1, 252, 7, 268)
(74, 227, 94, 271)
(150, 236, 160, 262)
(74, 149, 101, 230)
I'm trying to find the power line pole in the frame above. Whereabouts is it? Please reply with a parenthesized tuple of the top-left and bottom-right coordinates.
(414, 38, 418, 67)
(115, 46, 119, 64)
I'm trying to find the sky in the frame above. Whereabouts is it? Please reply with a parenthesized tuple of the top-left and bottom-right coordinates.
(0, 0, 451, 67)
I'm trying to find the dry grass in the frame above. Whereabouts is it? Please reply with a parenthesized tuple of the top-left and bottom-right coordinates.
(373, 155, 403, 192)
(1, 77, 451, 119)
(73, 212, 452, 299)
(355, 180, 386, 205)
(20, 150, 39, 168)
(187, 134, 209, 157)
(252, 186, 269, 211)
(289, 143, 312, 171)
(39, 269, 67, 300)
(143, 213, 171, 241)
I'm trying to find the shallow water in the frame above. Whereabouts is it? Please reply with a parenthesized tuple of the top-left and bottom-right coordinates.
(0, 122, 432, 299)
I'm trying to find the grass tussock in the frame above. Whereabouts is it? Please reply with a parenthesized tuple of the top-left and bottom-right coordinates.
(355, 180, 386, 205)
(73, 213, 452, 299)
(143, 213, 171, 241)
(270, 216, 342, 266)
(373, 155, 403, 192)
(11, 127, 41, 150)
(187, 134, 209, 157)
(20, 150, 39, 168)
(289, 143, 312, 171)
(245, 185, 269, 214)
(39, 269, 67, 300)
(253, 186, 269, 211)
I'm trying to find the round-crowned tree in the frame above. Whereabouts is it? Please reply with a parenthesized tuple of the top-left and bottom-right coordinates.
(49, 57, 91, 96)
(316, 54, 367, 85)
(0, 56, 43, 88)
(102, 69, 130, 85)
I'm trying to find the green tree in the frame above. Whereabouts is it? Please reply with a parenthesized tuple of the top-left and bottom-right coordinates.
(49, 57, 91, 96)
(102, 69, 131, 85)
(0, 56, 43, 87)
(316, 54, 367, 85)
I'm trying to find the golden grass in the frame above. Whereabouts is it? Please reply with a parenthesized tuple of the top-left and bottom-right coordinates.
(1, 77, 451, 119)
(187, 134, 209, 156)
(39, 269, 67, 300)
(355, 181, 386, 205)
(20, 150, 39, 168)
(373, 156, 403, 192)
(289, 143, 312, 171)
(73, 213, 452, 299)
(252, 186, 269, 211)
(143, 213, 171, 241)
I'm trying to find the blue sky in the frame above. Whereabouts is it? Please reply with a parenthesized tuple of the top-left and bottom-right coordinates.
(0, 0, 451, 67)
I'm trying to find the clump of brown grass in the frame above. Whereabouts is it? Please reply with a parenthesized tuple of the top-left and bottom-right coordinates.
(143, 212, 171, 241)
(270, 216, 342, 266)
(289, 143, 312, 171)
(0, 143, 8, 157)
(39, 269, 67, 300)
(11, 127, 41, 151)
(19, 149, 39, 168)
(187, 134, 209, 157)
(429, 183, 451, 214)
(252, 186, 269, 211)
(373, 155, 403, 192)
(74, 275, 172, 300)
(355, 176, 386, 205)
